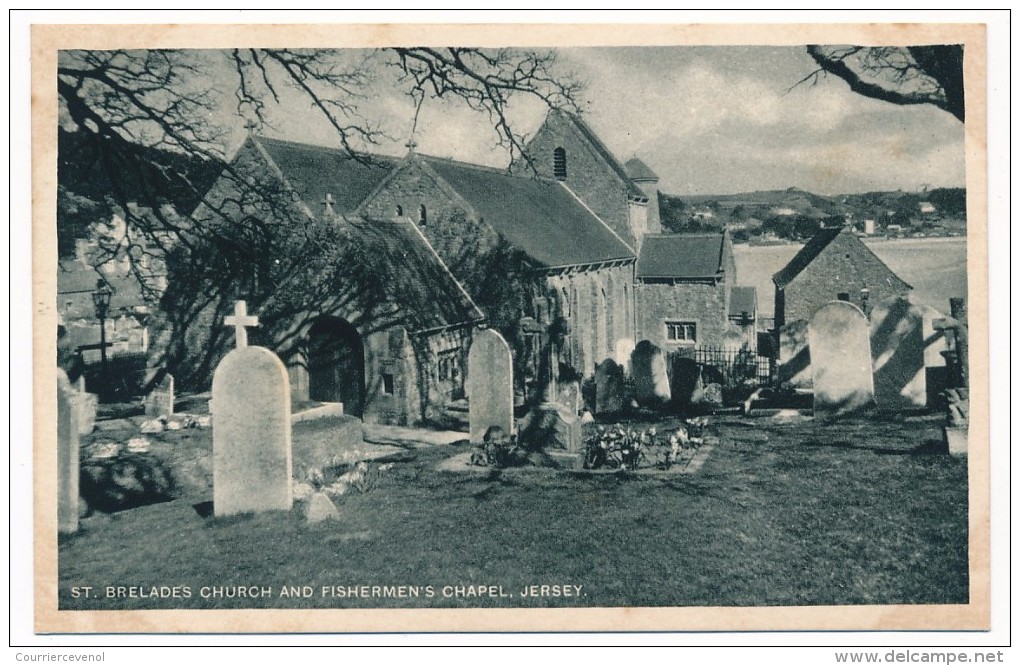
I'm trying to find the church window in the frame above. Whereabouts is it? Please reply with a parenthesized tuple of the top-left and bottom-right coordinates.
(419, 204, 428, 226)
(396, 205, 403, 216)
(666, 321, 697, 343)
(553, 147, 567, 179)
(437, 350, 461, 383)
(382, 372, 395, 395)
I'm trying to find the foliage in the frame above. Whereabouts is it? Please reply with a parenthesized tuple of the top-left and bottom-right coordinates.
(470, 426, 528, 469)
(583, 419, 708, 471)
(79, 447, 177, 515)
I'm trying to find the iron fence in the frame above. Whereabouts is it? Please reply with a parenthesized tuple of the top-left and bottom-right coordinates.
(667, 345, 773, 390)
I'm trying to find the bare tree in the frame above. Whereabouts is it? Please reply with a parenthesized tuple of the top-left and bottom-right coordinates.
(57, 47, 582, 260)
(798, 45, 964, 122)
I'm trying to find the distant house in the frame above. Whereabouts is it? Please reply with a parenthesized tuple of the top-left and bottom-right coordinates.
(772, 226, 911, 330)
(634, 231, 748, 350)
(918, 201, 937, 215)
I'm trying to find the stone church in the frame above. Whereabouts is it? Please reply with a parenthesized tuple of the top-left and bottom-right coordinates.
(192, 109, 750, 425)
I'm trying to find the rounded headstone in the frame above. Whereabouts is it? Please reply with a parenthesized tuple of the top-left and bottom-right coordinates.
(212, 346, 293, 516)
(467, 329, 514, 444)
(809, 301, 874, 418)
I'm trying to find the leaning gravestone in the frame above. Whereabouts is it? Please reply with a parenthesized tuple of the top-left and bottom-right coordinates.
(595, 358, 624, 415)
(631, 340, 671, 407)
(57, 370, 80, 534)
(467, 328, 514, 444)
(870, 295, 926, 411)
(212, 301, 293, 517)
(809, 301, 874, 418)
(144, 373, 175, 418)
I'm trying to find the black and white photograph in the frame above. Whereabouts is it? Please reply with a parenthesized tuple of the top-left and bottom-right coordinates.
(25, 17, 996, 639)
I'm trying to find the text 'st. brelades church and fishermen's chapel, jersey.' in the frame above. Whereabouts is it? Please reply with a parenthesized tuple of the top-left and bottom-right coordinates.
(190, 109, 749, 426)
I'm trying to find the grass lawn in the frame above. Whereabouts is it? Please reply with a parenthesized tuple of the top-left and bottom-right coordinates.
(58, 413, 968, 610)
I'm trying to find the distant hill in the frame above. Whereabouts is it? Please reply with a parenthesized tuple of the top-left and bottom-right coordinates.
(659, 186, 966, 240)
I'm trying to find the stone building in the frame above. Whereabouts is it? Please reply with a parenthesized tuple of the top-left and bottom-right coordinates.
(188, 136, 484, 425)
(633, 231, 745, 350)
(772, 225, 911, 328)
(357, 152, 636, 378)
(185, 108, 752, 422)
(772, 225, 911, 387)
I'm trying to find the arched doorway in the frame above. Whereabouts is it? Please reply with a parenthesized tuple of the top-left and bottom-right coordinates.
(307, 317, 365, 417)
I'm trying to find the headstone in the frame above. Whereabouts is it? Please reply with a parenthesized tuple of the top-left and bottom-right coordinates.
(467, 329, 514, 444)
(777, 319, 812, 388)
(558, 379, 582, 416)
(614, 338, 635, 372)
(72, 386, 98, 436)
(212, 302, 293, 517)
(668, 356, 701, 406)
(631, 340, 670, 407)
(57, 371, 80, 534)
(305, 492, 340, 524)
(697, 383, 724, 408)
(144, 374, 175, 418)
(809, 301, 875, 418)
(520, 404, 582, 453)
(870, 295, 926, 410)
(594, 359, 624, 415)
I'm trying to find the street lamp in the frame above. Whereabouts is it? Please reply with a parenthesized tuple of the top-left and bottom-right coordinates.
(92, 279, 113, 399)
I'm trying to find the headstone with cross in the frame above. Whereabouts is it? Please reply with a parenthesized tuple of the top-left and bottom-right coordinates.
(224, 300, 259, 348)
(212, 300, 293, 516)
(322, 193, 335, 217)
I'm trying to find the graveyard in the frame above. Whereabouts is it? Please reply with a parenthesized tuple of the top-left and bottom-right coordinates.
(56, 296, 971, 611)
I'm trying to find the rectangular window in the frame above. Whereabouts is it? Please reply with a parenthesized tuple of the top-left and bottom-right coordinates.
(666, 321, 697, 343)
(382, 373, 395, 396)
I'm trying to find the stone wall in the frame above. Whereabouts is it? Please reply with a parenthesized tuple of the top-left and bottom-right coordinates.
(359, 159, 503, 268)
(520, 112, 637, 248)
(546, 262, 635, 377)
(635, 280, 730, 351)
(779, 232, 911, 326)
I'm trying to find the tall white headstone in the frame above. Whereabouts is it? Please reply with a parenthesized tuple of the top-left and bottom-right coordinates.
(809, 302, 874, 418)
(212, 302, 293, 516)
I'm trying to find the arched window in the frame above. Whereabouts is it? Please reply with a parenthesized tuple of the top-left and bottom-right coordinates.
(553, 147, 567, 180)
(419, 204, 427, 226)
(396, 205, 403, 216)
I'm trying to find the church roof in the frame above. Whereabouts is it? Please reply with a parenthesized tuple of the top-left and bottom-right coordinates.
(253, 136, 398, 215)
(420, 156, 636, 269)
(624, 157, 659, 182)
(346, 217, 485, 332)
(729, 286, 758, 318)
(636, 233, 728, 280)
(559, 112, 649, 201)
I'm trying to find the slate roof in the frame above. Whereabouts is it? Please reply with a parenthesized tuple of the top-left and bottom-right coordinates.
(728, 286, 757, 318)
(253, 136, 398, 214)
(345, 217, 484, 332)
(421, 156, 636, 269)
(770, 225, 911, 290)
(636, 233, 727, 280)
(560, 112, 649, 201)
(624, 157, 659, 182)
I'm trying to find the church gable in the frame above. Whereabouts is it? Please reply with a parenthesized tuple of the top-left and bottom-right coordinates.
(519, 110, 645, 248)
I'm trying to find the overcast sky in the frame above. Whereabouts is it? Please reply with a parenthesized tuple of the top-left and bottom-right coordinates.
(245, 45, 966, 197)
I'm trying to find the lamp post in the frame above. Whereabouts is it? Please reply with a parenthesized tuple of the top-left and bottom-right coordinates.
(860, 287, 870, 316)
(92, 279, 113, 399)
